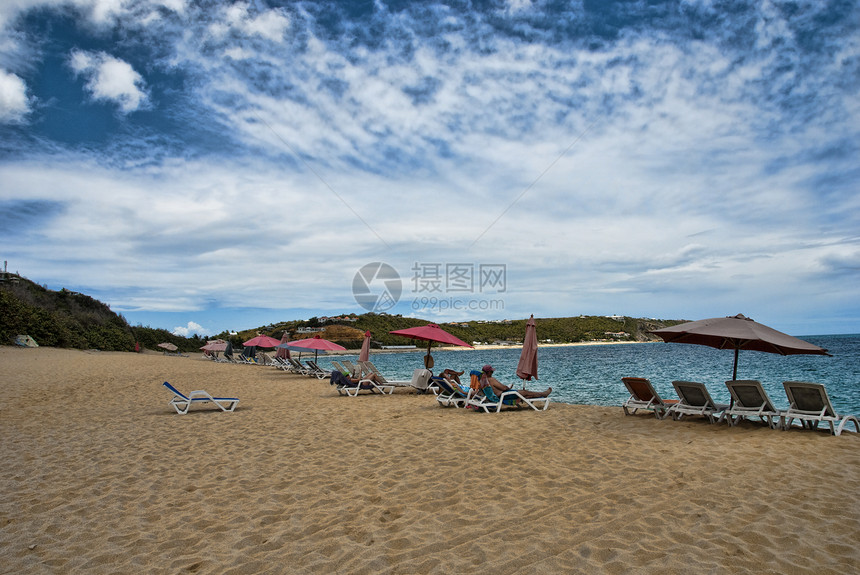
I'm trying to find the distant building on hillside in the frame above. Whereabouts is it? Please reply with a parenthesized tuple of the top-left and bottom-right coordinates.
(296, 327, 325, 333)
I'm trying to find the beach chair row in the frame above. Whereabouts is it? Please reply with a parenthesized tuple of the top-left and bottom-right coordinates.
(327, 365, 436, 396)
(430, 370, 550, 412)
(202, 352, 267, 366)
(162, 364, 547, 414)
(622, 377, 860, 436)
(270, 357, 330, 378)
(204, 354, 547, 412)
(323, 362, 549, 412)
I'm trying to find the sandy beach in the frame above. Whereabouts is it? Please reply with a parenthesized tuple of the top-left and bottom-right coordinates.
(2, 346, 858, 574)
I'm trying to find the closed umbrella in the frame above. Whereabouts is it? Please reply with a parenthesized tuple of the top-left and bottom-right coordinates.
(651, 313, 830, 380)
(516, 315, 538, 385)
(359, 331, 372, 363)
(389, 323, 473, 369)
(275, 331, 291, 360)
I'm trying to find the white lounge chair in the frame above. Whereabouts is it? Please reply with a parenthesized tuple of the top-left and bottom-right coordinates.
(270, 356, 292, 370)
(666, 381, 729, 423)
(781, 381, 860, 436)
(341, 360, 362, 377)
(285, 358, 311, 375)
(723, 380, 783, 429)
(305, 360, 330, 379)
(359, 362, 430, 390)
(330, 371, 395, 396)
(433, 376, 472, 408)
(163, 381, 239, 414)
(359, 360, 426, 386)
(330, 361, 350, 374)
(621, 377, 678, 419)
(465, 379, 550, 413)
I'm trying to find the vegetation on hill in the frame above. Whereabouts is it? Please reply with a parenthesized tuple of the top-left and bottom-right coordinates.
(0, 275, 205, 352)
(2, 273, 682, 352)
(229, 313, 682, 350)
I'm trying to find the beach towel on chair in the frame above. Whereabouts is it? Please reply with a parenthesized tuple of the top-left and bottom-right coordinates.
(469, 370, 484, 392)
(330, 370, 353, 387)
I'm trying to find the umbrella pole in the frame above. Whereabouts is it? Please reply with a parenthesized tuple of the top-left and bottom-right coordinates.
(732, 348, 739, 381)
(425, 341, 432, 369)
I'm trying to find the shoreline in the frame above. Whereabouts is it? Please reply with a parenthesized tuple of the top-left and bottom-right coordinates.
(331, 339, 651, 355)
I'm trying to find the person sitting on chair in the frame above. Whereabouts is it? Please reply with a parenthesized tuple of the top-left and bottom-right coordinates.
(437, 369, 465, 385)
(330, 370, 385, 387)
(479, 365, 551, 399)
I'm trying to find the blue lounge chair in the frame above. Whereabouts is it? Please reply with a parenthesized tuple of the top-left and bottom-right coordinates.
(163, 381, 239, 414)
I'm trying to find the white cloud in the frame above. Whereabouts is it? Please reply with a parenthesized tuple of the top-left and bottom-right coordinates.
(172, 321, 207, 337)
(68, 49, 148, 113)
(0, 0, 186, 31)
(0, 68, 29, 122)
(1, 2, 858, 334)
(211, 2, 289, 42)
(505, 0, 533, 12)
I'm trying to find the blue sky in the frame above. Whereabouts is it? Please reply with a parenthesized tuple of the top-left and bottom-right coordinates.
(1, 0, 858, 338)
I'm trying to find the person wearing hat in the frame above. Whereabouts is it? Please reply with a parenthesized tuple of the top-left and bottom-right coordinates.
(479, 365, 552, 399)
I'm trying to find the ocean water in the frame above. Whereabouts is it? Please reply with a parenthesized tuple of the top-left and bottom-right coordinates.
(322, 334, 860, 415)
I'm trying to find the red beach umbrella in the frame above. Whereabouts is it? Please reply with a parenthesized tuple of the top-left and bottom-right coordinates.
(285, 335, 347, 362)
(516, 315, 538, 383)
(359, 331, 372, 362)
(243, 334, 282, 348)
(389, 323, 473, 369)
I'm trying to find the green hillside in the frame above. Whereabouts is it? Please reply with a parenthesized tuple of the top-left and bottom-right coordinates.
(0, 274, 205, 352)
(233, 313, 682, 350)
(2, 272, 682, 352)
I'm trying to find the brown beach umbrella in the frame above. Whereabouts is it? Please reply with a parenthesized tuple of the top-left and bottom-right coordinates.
(359, 331, 372, 362)
(201, 341, 227, 352)
(158, 342, 178, 352)
(651, 314, 830, 380)
(516, 315, 538, 385)
(389, 323, 473, 369)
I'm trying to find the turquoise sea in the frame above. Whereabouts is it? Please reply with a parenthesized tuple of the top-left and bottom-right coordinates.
(323, 334, 860, 415)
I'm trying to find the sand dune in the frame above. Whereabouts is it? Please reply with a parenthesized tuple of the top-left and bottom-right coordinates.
(2, 346, 858, 574)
